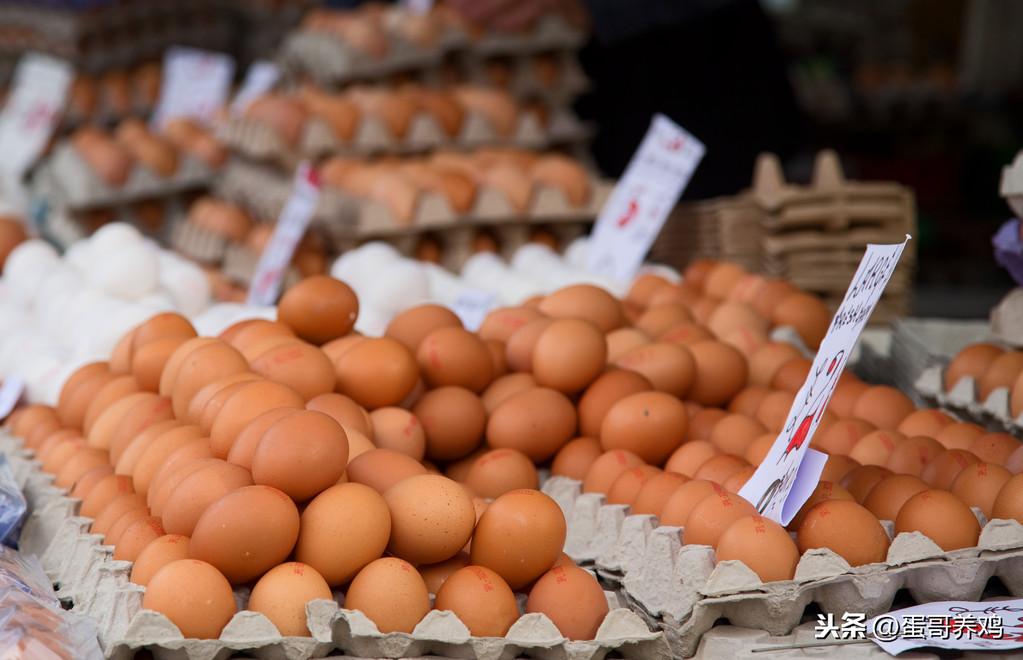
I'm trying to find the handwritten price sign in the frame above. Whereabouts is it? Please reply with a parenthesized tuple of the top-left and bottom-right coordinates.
(152, 47, 235, 128)
(247, 162, 322, 307)
(0, 54, 72, 185)
(739, 236, 911, 524)
(587, 114, 704, 283)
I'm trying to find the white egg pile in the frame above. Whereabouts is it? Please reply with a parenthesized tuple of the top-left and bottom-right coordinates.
(0, 224, 213, 404)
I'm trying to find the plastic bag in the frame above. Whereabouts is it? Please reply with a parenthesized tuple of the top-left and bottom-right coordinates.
(0, 455, 27, 547)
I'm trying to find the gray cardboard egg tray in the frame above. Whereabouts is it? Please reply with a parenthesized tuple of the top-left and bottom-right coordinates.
(277, 14, 584, 88)
(0, 430, 669, 660)
(30, 140, 215, 211)
(216, 159, 611, 245)
(540, 475, 1023, 659)
(915, 365, 1023, 434)
(218, 105, 587, 168)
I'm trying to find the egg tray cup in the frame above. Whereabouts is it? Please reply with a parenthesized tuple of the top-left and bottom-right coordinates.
(459, 50, 591, 108)
(1, 431, 669, 660)
(219, 107, 588, 170)
(541, 475, 1023, 659)
(30, 141, 216, 212)
(915, 365, 1023, 435)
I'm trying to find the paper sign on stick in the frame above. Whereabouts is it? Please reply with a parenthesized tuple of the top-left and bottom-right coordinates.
(739, 235, 911, 524)
(868, 598, 1023, 653)
(247, 162, 321, 306)
(152, 47, 235, 128)
(587, 113, 704, 284)
(0, 53, 72, 183)
(231, 61, 279, 115)
(0, 377, 25, 421)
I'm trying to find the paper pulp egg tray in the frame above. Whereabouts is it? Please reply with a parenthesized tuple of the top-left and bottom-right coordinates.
(541, 476, 1023, 659)
(0, 431, 668, 660)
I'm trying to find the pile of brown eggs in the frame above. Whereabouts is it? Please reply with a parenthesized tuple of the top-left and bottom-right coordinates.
(944, 342, 1023, 415)
(7, 258, 1023, 638)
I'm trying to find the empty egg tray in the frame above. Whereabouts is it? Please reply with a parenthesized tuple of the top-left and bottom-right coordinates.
(0, 430, 669, 660)
(541, 476, 1023, 659)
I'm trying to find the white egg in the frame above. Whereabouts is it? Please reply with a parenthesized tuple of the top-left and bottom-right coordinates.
(88, 222, 143, 256)
(563, 237, 590, 268)
(353, 305, 389, 337)
(362, 260, 430, 315)
(157, 253, 210, 316)
(87, 242, 160, 300)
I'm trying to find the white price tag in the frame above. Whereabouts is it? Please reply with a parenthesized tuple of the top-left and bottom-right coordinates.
(0, 377, 25, 421)
(867, 598, 1023, 653)
(452, 289, 496, 331)
(587, 113, 705, 283)
(0, 53, 72, 182)
(152, 47, 235, 128)
(247, 162, 322, 306)
(231, 61, 279, 115)
(739, 235, 911, 524)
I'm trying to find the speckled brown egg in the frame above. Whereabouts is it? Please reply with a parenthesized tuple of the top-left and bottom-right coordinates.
(487, 387, 576, 462)
(532, 319, 606, 393)
(277, 276, 359, 345)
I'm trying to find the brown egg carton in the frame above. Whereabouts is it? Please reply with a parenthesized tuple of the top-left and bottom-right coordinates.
(220, 104, 586, 168)
(1, 432, 669, 660)
(217, 160, 610, 247)
(542, 475, 1023, 659)
(30, 140, 215, 212)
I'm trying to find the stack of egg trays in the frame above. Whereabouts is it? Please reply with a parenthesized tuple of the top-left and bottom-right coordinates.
(647, 195, 765, 275)
(541, 476, 1023, 659)
(0, 430, 669, 660)
(218, 104, 589, 169)
(214, 159, 607, 256)
(277, 13, 585, 89)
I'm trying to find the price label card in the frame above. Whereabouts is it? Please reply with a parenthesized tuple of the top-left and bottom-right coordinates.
(587, 113, 705, 283)
(452, 289, 497, 331)
(230, 60, 279, 115)
(739, 235, 911, 524)
(0, 377, 25, 421)
(868, 598, 1023, 653)
(247, 162, 322, 306)
(0, 53, 72, 182)
(152, 47, 235, 128)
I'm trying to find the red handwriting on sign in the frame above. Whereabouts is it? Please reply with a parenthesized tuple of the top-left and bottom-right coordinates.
(616, 198, 640, 228)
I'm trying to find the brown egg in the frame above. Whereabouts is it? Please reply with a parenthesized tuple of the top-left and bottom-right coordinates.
(606, 328, 650, 363)
(107, 395, 174, 464)
(72, 128, 134, 187)
(526, 565, 608, 640)
(105, 507, 153, 547)
(744, 433, 778, 466)
(113, 516, 165, 562)
(420, 553, 470, 594)
(784, 479, 856, 530)
(277, 275, 358, 345)
(130, 534, 191, 586)
(414, 387, 486, 461)
(84, 391, 149, 447)
(82, 376, 141, 433)
(612, 342, 695, 397)
(708, 414, 766, 456)
(471, 489, 566, 589)
(530, 319, 606, 393)
(344, 557, 430, 633)
(850, 386, 915, 430)
(600, 391, 687, 464)
(248, 562, 332, 636)
(69, 465, 114, 500)
(772, 293, 830, 349)
(895, 489, 980, 551)
(771, 358, 812, 393)
(0, 216, 28, 274)
(717, 515, 800, 582)
(129, 313, 196, 351)
(703, 263, 745, 299)
(132, 425, 203, 497)
(813, 418, 875, 455)
(992, 474, 1023, 522)
(849, 430, 904, 467)
(682, 259, 716, 291)
(818, 455, 860, 485)
(728, 387, 771, 418)
(9, 404, 57, 438)
(722, 326, 769, 359)
(385, 304, 463, 352)
(656, 479, 717, 526)
(582, 449, 644, 493)
(978, 351, 1023, 400)
(827, 379, 870, 418)
(860, 474, 929, 522)
(149, 458, 217, 516)
(480, 373, 536, 416)
(246, 94, 309, 145)
(252, 410, 349, 501)
(54, 448, 110, 489)
(208, 380, 305, 458)
(634, 303, 694, 338)
(157, 337, 218, 398)
(894, 409, 950, 439)
(687, 408, 727, 442)
(935, 423, 985, 451)
(91, 492, 147, 538)
(487, 387, 576, 462)
(693, 454, 750, 485)
(577, 369, 652, 439)
(115, 418, 181, 476)
(465, 448, 539, 498)
(606, 465, 661, 506)
(367, 407, 425, 460)
(922, 449, 980, 489)
(755, 390, 795, 432)
(335, 338, 419, 409)
(538, 285, 625, 333)
(434, 565, 519, 636)
(485, 339, 508, 378)
(56, 362, 111, 428)
(682, 484, 757, 546)
(972, 433, 1020, 465)
(841, 465, 893, 503)
(40, 436, 86, 475)
(417, 327, 493, 393)
(143, 559, 236, 639)
(664, 441, 720, 477)
(479, 306, 545, 343)
(659, 321, 714, 347)
(249, 340, 336, 401)
(626, 273, 671, 308)
(686, 341, 748, 406)
(945, 343, 1004, 392)
(170, 341, 250, 419)
(81, 474, 134, 518)
(551, 437, 604, 481)
(632, 471, 688, 516)
(748, 342, 802, 388)
(223, 320, 295, 354)
(1008, 446, 1023, 474)
(191, 374, 264, 431)
(385, 475, 476, 565)
(952, 462, 1011, 518)
(190, 485, 300, 583)
(346, 448, 427, 494)
(295, 483, 390, 586)
(797, 500, 889, 566)
(306, 392, 373, 437)
(882, 436, 940, 477)
(162, 460, 253, 536)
